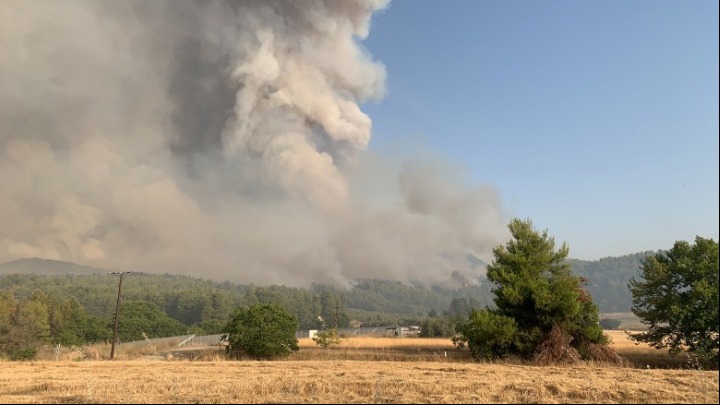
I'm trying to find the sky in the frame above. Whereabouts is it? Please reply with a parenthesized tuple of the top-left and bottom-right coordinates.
(0, 0, 717, 286)
(361, 0, 719, 260)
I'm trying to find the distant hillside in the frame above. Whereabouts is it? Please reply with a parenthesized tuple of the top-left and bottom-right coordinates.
(0, 258, 107, 275)
(0, 251, 657, 315)
(569, 251, 659, 313)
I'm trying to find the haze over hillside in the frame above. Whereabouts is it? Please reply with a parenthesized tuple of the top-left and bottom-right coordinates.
(0, 257, 105, 275)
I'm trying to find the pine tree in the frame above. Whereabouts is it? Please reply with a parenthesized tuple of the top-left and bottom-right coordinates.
(458, 218, 611, 362)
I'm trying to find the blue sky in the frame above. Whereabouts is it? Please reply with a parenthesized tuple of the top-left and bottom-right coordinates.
(361, 0, 719, 260)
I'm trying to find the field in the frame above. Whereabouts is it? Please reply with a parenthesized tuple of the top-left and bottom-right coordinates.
(0, 331, 717, 404)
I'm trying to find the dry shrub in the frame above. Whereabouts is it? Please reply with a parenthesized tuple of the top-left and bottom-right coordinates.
(82, 347, 101, 360)
(535, 325, 581, 365)
(581, 342, 624, 366)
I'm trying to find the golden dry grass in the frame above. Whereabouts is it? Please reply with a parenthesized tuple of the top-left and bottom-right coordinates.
(0, 360, 716, 404)
(604, 330, 696, 369)
(0, 331, 716, 404)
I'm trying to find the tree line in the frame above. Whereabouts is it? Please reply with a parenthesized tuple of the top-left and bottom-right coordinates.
(1, 218, 716, 366)
(220, 219, 718, 366)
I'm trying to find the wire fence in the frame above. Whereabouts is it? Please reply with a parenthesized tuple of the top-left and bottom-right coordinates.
(121, 325, 416, 348)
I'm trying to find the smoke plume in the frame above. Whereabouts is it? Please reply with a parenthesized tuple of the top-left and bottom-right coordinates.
(0, 0, 509, 288)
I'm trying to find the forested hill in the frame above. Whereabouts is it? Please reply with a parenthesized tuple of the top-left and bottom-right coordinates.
(0, 251, 656, 331)
(569, 251, 657, 313)
(0, 270, 492, 332)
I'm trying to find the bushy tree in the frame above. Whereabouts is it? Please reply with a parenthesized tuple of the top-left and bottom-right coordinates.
(599, 318, 622, 330)
(312, 328, 341, 348)
(458, 218, 609, 362)
(454, 310, 517, 360)
(116, 301, 188, 342)
(224, 303, 299, 359)
(420, 315, 460, 337)
(0, 291, 51, 360)
(45, 296, 110, 346)
(444, 297, 482, 317)
(629, 236, 719, 367)
(0, 293, 17, 358)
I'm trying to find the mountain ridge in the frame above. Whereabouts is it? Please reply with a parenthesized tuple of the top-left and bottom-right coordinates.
(0, 257, 108, 275)
(0, 253, 656, 313)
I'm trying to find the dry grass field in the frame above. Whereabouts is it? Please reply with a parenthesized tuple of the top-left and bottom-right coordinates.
(0, 331, 717, 404)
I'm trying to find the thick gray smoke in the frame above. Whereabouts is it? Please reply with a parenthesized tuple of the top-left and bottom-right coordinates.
(0, 0, 509, 288)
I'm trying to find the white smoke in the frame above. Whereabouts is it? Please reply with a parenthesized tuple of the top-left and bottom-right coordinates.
(0, 0, 509, 288)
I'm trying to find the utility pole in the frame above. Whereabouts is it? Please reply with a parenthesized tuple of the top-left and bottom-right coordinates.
(110, 271, 132, 360)
(333, 296, 343, 329)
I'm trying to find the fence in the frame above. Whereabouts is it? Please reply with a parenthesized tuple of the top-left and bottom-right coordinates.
(122, 325, 416, 349)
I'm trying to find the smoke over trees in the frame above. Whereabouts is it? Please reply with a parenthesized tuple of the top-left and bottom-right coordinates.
(0, 0, 508, 288)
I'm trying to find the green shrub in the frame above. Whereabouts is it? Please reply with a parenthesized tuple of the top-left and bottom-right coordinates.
(312, 328, 341, 348)
(599, 318, 622, 330)
(224, 303, 299, 360)
(9, 347, 37, 361)
(456, 309, 517, 360)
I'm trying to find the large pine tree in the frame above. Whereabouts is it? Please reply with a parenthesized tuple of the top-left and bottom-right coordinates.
(458, 218, 612, 362)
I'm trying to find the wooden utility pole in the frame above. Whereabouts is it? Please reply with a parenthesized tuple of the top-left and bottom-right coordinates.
(110, 272, 132, 360)
(333, 296, 343, 329)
